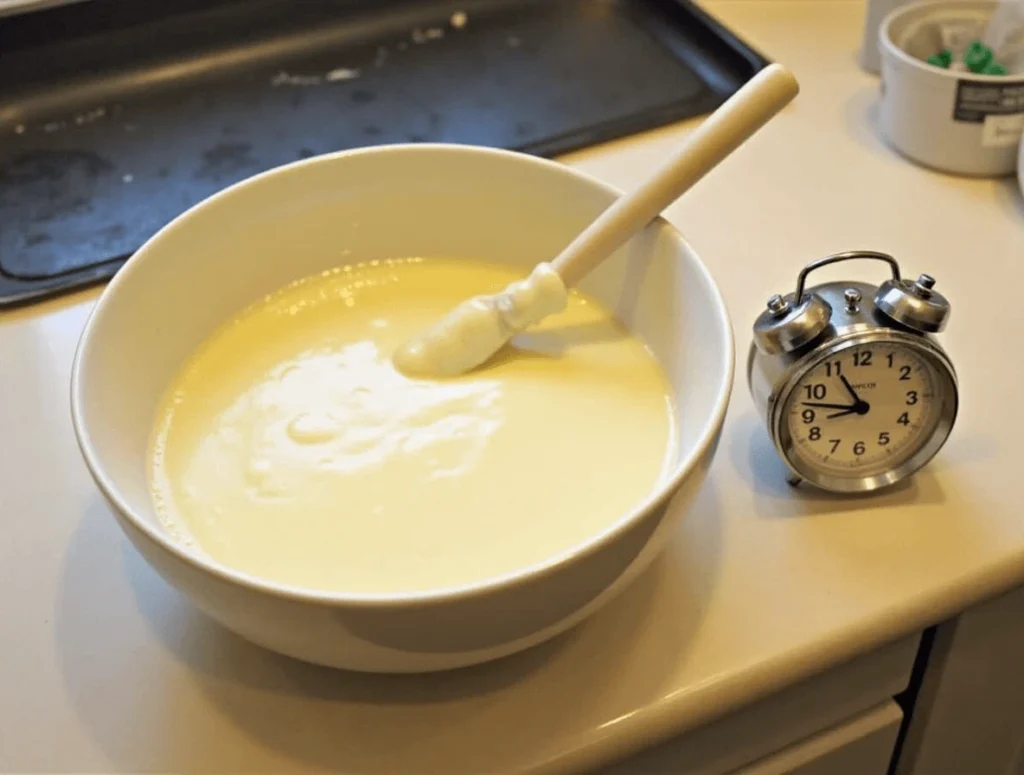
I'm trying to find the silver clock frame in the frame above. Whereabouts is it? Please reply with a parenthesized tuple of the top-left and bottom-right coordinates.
(747, 253, 959, 494)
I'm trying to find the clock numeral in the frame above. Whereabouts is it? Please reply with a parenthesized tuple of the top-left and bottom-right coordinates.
(899, 365, 912, 381)
(878, 431, 890, 446)
(887, 353, 895, 368)
(825, 360, 842, 377)
(809, 426, 821, 441)
(853, 350, 872, 367)
(853, 441, 866, 455)
(906, 391, 918, 405)
(829, 439, 841, 454)
(898, 412, 910, 426)
(803, 383, 827, 400)
(802, 409, 815, 424)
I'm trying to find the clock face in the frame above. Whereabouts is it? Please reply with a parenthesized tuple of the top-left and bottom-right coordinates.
(783, 341, 945, 478)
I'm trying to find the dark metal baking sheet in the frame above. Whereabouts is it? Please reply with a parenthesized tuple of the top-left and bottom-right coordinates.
(0, 0, 768, 306)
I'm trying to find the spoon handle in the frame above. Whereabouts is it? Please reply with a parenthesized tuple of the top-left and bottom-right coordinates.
(551, 63, 799, 287)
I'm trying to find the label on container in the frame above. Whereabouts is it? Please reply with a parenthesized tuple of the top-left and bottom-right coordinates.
(953, 80, 1024, 123)
(981, 113, 1024, 147)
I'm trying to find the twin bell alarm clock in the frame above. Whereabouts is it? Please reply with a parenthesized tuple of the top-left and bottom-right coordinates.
(747, 250, 958, 493)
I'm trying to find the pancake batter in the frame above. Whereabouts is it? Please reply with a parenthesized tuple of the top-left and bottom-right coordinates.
(150, 258, 675, 593)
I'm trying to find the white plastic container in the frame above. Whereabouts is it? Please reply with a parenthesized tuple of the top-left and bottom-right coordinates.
(879, 0, 1024, 176)
(861, 0, 921, 72)
(1019, 130, 1024, 188)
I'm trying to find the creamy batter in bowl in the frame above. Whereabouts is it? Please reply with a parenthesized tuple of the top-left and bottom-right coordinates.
(71, 144, 734, 673)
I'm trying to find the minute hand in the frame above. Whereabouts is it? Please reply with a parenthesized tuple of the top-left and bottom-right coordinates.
(802, 401, 857, 410)
(826, 408, 860, 419)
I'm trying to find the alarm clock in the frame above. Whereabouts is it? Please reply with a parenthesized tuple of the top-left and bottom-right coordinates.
(747, 250, 958, 493)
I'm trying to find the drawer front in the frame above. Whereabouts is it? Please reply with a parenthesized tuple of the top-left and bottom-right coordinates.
(737, 701, 903, 775)
(894, 584, 1024, 775)
(593, 634, 918, 775)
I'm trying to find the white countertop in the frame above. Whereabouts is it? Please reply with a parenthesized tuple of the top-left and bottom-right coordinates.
(3, 2, 1023, 773)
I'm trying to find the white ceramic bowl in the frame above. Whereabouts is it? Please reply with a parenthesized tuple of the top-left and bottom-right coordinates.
(879, 0, 1024, 177)
(71, 144, 733, 673)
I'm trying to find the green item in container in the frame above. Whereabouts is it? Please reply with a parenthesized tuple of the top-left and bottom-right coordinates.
(983, 61, 1008, 75)
(964, 40, 994, 73)
(927, 49, 953, 68)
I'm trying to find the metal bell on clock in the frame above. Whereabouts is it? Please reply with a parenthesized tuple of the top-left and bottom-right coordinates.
(873, 274, 951, 334)
(752, 287, 832, 356)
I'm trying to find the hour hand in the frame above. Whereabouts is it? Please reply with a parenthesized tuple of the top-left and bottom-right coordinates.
(839, 374, 870, 414)
(802, 401, 856, 411)
(840, 374, 861, 402)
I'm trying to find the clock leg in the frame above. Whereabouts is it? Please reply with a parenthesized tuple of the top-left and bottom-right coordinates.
(785, 472, 802, 488)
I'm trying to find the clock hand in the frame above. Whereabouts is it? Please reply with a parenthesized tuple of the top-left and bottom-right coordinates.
(839, 374, 861, 403)
(838, 374, 871, 414)
(826, 408, 859, 419)
(802, 401, 856, 411)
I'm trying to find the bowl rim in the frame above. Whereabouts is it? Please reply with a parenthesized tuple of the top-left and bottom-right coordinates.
(70, 142, 735, 609)
(880, 0, 1024, 83)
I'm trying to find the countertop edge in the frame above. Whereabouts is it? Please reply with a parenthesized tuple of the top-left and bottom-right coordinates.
(538, 546, 1024, 774)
